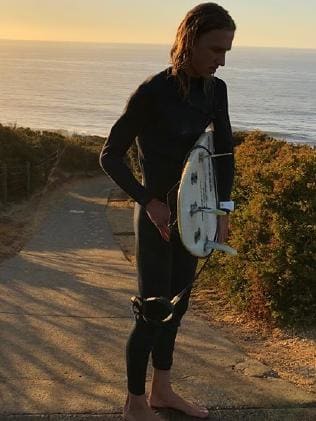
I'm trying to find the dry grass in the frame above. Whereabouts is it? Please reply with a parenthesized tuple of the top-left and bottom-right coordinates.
(0, 195, 43, 262)
(191, 285, 316, 394)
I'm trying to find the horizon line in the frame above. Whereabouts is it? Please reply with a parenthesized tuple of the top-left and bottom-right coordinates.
(0, 37, 315, 51)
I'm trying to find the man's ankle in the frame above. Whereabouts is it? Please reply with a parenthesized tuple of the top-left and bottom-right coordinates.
(127, 392, 148, 409)
(149, 385, 173, 400)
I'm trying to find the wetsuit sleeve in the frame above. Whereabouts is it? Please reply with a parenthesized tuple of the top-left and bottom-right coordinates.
(213, 79, 235, 202)
(99, 83, 153, 206)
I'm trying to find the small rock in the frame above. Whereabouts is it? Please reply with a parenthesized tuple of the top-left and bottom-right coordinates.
(234, 359, 279, 378)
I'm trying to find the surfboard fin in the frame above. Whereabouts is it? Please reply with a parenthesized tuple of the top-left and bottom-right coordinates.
(190, 206, 227, 216)
(205, 241, 237, 256)
(200, 207, 227, 216)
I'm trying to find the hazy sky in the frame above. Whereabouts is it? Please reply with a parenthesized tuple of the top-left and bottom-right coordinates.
(1, 0, 315, 49)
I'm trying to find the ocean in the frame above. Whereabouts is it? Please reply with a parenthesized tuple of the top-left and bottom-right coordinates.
(0, 39, 315, 146)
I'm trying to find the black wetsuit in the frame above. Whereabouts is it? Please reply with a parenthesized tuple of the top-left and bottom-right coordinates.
(99, 67, 234, 395)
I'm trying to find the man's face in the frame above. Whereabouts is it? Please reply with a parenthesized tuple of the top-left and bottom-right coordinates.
(188, 29, 234, 78)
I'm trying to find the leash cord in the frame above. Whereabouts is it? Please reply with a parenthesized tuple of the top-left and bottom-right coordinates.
(170, 250, 213, 305)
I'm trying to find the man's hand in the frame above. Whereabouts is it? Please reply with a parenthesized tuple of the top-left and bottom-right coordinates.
(145, 198, 171, 241)
(217, 214, 230, 243)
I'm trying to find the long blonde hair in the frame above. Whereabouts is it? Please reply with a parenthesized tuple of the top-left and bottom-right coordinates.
(170, 3, 236, 99)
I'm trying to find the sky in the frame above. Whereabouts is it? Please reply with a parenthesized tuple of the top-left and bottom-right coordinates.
(1, 0, 315, 49)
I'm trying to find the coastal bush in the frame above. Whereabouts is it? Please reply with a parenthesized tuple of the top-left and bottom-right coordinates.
(126, 141, 141, 182)
(208, 131, 316, 326)
(0, 124, 104, 202)
(0, 125, 64, 162)
(58, 134, 105, 172)
(0, 124, 104, 169)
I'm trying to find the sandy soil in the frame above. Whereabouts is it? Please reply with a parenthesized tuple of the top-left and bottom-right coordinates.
(1, 182, 315, 396)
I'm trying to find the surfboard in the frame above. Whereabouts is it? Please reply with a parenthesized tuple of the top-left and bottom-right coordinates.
(177, 131, 237, 257)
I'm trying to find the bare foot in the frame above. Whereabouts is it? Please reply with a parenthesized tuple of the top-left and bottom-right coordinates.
(123, 395, 163, 421)
(149, 390, 209, 419)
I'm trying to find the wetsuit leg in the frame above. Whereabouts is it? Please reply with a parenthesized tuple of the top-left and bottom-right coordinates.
(126, 203, 173, 395)
(151, 229, 198, 370)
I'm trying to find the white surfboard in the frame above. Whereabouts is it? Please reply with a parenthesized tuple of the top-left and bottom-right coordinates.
(177, 131, 237, 257)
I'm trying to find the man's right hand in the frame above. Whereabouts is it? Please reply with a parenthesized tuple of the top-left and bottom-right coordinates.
(145, 198, 171, 241)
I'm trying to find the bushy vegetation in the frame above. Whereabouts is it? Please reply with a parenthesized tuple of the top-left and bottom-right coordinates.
(126, 141, 142, 182)
(0, 124, 105, 170)
(208, 131, 316, 326)
(0, 124, 105, 201)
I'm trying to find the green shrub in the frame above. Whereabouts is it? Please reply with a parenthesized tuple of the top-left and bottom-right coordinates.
(0, 125, 64, 162)
(126, 141, 141, 182)
(58, 134, 105, 172)
(0, 124, 105, 202)
(0, 124, 105, 170)
(208, 131, 316, 326)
